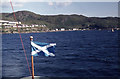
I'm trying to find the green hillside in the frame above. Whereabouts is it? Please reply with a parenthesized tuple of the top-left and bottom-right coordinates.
(1, 10, 119, 29)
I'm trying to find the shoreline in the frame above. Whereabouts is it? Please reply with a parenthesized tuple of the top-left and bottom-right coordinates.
(1, 29, 119, 34)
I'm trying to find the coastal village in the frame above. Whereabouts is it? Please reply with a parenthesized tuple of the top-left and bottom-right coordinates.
(0, 20, 120, 34)
(0, 20, 86, 34)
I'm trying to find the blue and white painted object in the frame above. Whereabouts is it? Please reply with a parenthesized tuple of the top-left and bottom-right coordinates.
(31, 41, 56, 57)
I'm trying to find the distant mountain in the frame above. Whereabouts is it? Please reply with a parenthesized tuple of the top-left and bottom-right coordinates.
(1, 10, 119, 29)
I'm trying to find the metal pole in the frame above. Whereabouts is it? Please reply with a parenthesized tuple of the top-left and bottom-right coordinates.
(30, 36, 34, 79)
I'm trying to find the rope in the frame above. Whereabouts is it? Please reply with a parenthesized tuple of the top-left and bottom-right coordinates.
(10, 0, 32, 75)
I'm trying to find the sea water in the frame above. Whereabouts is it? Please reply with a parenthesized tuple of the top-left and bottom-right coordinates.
(2, 30, 120, 77)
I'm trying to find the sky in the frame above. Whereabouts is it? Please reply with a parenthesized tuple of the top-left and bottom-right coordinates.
(0, 0, 119, 17)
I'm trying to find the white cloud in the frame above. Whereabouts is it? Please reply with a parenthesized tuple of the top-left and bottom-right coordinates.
(12, 2, 23, 7)
(56, 2, 72, 7)
(48, 2, 54, 6)
(0, 2, 10, 9)
(48, 2, 72, 7)
(1, 0, 119, 2)
(1, 2, 23, 9)
(48, 0, 72, 7)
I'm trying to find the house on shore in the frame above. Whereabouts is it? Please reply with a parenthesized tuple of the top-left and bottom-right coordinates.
(61, 28, 65, 31)
(0, 20, 21, 28)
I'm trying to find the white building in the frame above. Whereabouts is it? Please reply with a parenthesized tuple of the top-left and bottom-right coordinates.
(61, 28, 65, 31)
(73, 28, 78, 31)
(0, 20, 21, 26)
(55, 28, 59, 31)
(0, 20, 9, 26)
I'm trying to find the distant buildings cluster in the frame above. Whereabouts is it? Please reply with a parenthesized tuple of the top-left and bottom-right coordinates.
(51, 28, 89, 32)
(0, 20, 48, 33)
(0, 20, 81, 32)
(0, 20, 21, 26)
(0, 20, 120, 34)
(0, 20, 46, 28)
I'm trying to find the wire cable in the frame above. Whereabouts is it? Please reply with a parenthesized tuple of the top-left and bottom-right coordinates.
(9, 0, 32, 75)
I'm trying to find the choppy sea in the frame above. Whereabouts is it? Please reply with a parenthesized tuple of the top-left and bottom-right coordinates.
(2, 30, 120, 78)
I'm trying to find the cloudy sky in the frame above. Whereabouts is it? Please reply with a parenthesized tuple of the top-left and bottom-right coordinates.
(1, 0, 119, 17)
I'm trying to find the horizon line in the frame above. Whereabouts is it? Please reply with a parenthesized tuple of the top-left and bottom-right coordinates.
(1, 10, 119, 18)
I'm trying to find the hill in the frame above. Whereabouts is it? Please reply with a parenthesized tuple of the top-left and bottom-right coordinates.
(1, 10, 119, 29)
